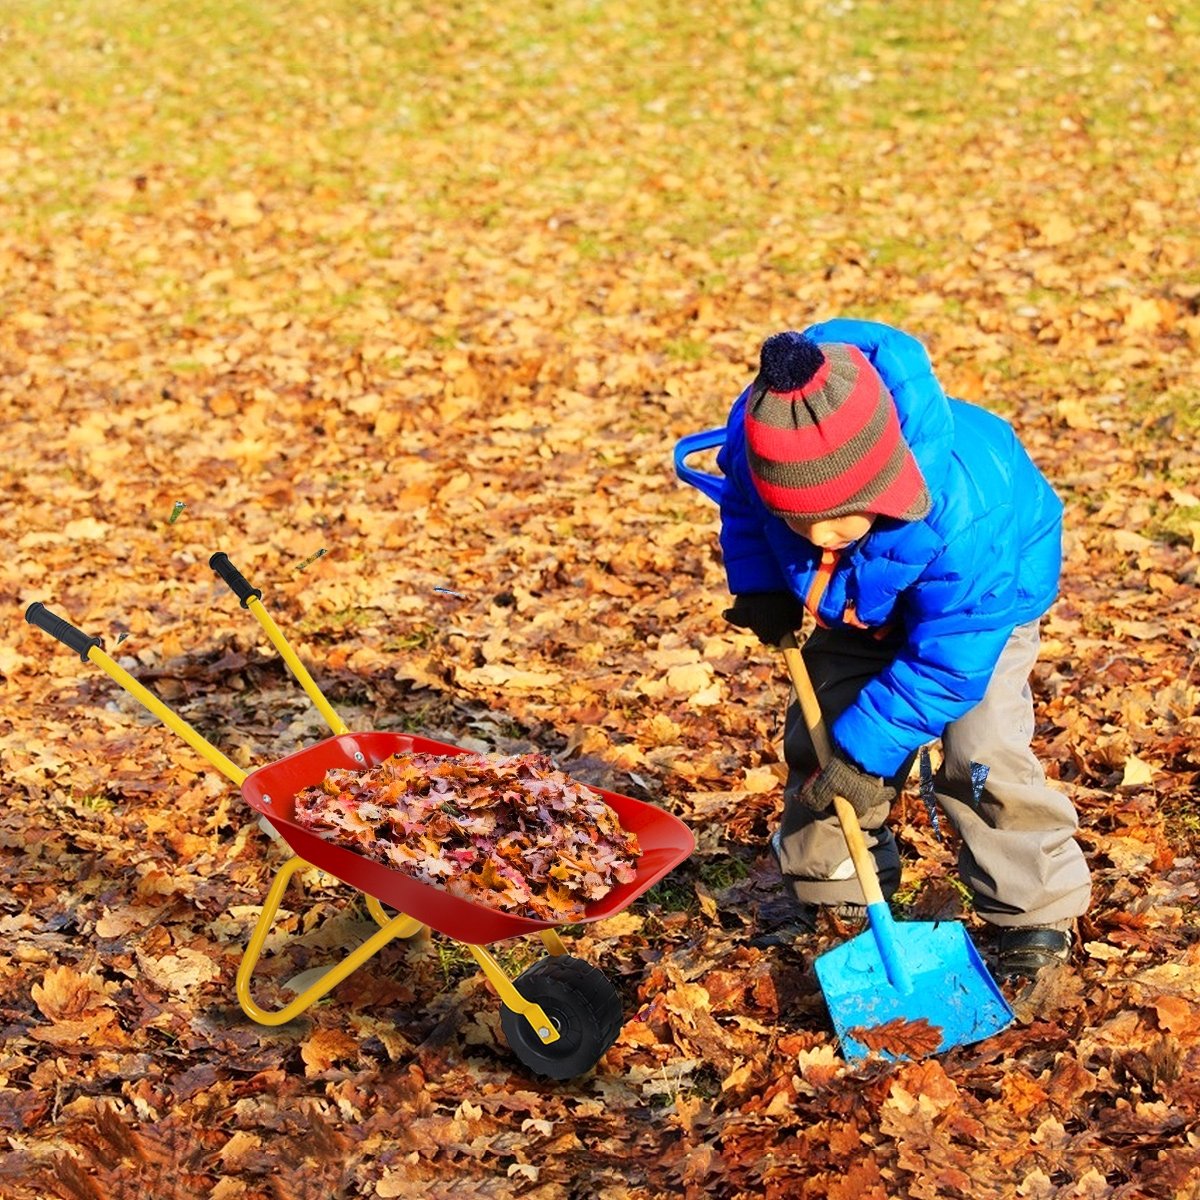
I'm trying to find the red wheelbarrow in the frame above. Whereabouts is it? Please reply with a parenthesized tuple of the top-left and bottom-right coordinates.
(25, 553, 694, 1079)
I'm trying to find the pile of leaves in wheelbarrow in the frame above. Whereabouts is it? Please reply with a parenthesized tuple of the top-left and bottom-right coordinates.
(293, 749, 641, 921)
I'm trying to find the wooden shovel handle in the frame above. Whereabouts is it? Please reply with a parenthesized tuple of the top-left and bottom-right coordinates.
(780, 633, 886, 908)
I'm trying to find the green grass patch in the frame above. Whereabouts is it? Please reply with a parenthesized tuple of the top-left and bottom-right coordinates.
(431, 937, 540, 986)
(65, 790, 116, 813)
(1159, 797, 1200, 860)
(1148, 504, 1200, 549)
(698, 855, 750, 891)
(662, 337, 709, 363)
(381, 627, 437, 654)
(891, 873, 973, 915)
(296, 607, 379, 635)
(638, 873, 696, 915)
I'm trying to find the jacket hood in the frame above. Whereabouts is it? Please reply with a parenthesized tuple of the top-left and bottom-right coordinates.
(801, 318, 956, 498)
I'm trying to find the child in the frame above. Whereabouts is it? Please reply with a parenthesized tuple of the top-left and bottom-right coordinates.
(717, 319, 1091, 977)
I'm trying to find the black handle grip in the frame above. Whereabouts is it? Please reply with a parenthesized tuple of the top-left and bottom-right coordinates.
(25, 602, 104, 661)
(209, 552, 263, 608)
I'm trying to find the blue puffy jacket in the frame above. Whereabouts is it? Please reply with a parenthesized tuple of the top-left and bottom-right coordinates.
(717, 319, 1063, 776)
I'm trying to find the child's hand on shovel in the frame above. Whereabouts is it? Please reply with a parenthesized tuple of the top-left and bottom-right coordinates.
(799, 754, 895, 818)
(723, 591, 805, 646)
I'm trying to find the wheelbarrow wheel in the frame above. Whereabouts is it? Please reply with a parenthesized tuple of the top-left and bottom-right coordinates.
(500, 955, 623, 1080)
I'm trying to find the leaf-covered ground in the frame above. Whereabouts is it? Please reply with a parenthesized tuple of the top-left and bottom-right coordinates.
(2, 1, 1199, 1197)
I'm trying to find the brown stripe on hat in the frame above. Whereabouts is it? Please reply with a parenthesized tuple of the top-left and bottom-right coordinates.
(747, 388, 892, 491)
(745, 331, 932, 522)
(825, 437, 931, 521)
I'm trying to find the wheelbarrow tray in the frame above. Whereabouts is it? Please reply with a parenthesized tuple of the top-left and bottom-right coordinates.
(242, 729, 694, 945)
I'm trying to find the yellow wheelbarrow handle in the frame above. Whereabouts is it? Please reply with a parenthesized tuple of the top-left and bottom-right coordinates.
(25, 602, 247, 786)
(210, 552, 349, 737)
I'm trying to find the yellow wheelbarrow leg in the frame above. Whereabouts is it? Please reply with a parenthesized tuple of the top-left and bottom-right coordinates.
(465, 944, 560, 1045)
(363, 893, 425, 939)
(237, 856, 418, 1026)
(364, 898, 563, 953)
(538, 928, 568, 957)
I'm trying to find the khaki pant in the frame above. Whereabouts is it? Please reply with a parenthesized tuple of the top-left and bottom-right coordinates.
(776, 620, 1092, 927)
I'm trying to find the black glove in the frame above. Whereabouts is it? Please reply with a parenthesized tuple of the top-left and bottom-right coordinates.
(800, 754, 896, 818)
(723, 591, 805, 647)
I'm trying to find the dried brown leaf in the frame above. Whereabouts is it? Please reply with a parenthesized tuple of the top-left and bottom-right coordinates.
(851, 1017, 943, 1059)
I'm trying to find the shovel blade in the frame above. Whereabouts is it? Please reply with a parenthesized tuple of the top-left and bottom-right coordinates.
(815, 919, 1013, 1061)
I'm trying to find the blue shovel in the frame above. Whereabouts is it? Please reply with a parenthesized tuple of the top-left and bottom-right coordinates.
(780, 633, 1014, 1060)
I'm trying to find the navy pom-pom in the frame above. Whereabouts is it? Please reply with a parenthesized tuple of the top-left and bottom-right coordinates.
(759, 331, 825, 392)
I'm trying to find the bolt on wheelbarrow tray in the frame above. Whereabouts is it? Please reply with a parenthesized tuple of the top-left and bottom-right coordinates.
(25, 553, 694, 1080)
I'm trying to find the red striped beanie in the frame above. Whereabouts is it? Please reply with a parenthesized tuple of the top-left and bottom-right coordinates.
(744, 331, 932, 522)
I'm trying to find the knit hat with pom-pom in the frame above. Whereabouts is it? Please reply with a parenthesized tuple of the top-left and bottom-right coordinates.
(744, 331, 931, 522)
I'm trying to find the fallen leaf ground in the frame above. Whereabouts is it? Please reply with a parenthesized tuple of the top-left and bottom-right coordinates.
(2, 1, 1198, 1198)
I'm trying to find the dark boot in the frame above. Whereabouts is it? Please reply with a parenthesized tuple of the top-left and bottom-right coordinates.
(996, 924, 1073, 979)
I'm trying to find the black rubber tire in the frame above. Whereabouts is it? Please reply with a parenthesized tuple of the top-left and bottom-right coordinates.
(499, 955, 623, 1080)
